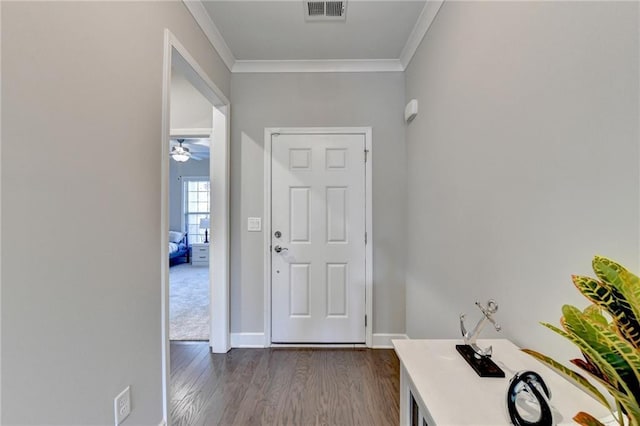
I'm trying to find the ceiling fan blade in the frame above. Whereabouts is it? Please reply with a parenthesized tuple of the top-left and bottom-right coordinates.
(170, 143, 209, 154)
(190, 155, 203, 160)
(170, 137, 209, 146)
(189, 139, 210, 147)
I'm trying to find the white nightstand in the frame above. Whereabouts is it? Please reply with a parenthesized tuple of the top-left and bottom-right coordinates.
(191, 243, 210, 266)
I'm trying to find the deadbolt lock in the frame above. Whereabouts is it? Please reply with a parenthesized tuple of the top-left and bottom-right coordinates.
(274, 231, 282, 238)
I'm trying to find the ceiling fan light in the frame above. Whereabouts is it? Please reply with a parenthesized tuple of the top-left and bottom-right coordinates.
(172, 152, 190, 162)
(171, 140, 192, 162)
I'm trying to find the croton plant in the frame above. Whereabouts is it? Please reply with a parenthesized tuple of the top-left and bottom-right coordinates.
(523, 256, 640, 426)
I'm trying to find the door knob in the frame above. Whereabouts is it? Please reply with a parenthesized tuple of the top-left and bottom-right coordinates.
(274, 245, 288, 253)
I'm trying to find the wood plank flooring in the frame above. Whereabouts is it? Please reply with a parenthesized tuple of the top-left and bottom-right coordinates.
(170, 342, 400, 426)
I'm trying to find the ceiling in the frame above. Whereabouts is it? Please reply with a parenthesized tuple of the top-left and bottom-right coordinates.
(201, 1, 427, 61)
(185, 0, 443, 72)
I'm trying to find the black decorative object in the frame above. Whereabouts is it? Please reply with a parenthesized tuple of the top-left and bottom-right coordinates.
(200, 217, 210, 244)
(456, 344, 505, 377)
(506, 371, 554, 426)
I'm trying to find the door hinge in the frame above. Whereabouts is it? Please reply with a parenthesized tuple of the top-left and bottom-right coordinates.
(365, 232, 367, 245)
(365, 315, 368, 327)
(364, 149, 369, 163)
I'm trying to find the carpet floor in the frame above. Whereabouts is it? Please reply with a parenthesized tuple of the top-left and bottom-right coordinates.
(170, 263, 209, 341)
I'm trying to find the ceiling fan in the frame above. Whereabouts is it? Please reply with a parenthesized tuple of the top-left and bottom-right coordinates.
(170, 138, 208, 162)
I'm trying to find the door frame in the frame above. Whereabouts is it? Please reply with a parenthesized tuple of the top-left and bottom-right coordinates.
(263, 127, 373, 348)
(161, 29, 231, 425)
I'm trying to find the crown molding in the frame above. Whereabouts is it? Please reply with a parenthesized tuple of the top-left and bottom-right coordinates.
(184, 0, 444, 74)
(232, 59, 404, 73)
(399, 0, 445, 70)
(182, 0, 236, 72)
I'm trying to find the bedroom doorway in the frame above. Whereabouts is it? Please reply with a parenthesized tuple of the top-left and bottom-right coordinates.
(168, 133, 211, 342)
(168, 57, 214, 343)
(161, 30, 231, 425)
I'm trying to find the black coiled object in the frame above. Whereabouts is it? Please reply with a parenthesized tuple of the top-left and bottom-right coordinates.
(506, 371, 554, 426)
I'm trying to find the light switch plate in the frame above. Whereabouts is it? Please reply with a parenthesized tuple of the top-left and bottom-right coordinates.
(247, 217, 262, 232)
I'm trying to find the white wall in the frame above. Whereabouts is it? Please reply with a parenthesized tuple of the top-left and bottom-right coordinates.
(405, 1, 639, 361)
(170, 71, 213, 130)
(230, 72, 407, 335)
(169, 158, 210, 232)
(1, 1, 230, 424)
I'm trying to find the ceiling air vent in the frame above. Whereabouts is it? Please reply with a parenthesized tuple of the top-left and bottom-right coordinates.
(304, 1, 347, 21)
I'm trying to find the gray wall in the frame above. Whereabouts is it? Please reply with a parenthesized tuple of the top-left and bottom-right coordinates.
(169, 158, 210, 232)
(230, 72, 407, 335)
(1, 1, 230, 424)
(405, 1, 639, 361)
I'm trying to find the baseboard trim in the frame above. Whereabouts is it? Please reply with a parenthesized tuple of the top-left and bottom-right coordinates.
(230, 332, 266, 348)
(230, 332, 407, 348)
(271, 343, 367, 349)
(372, 333, 409, 349)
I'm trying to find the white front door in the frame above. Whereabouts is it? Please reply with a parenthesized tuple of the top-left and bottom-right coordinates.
(271, 133, 366, 343)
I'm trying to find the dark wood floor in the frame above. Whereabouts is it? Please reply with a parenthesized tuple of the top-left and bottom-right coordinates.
(170, 342, 400, 426)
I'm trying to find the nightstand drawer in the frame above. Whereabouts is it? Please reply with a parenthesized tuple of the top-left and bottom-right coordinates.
(193, 246, 209, 255)
(191, 243, 210, 266)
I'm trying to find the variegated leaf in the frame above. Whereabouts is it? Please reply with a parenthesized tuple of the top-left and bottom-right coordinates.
(573, 275, 640, 348)
(521, 348, 611, 409)
(542, 322, 640, 421)
(593, 256, 640, 343)
(583, 353, 608, 381)
(573, 411, 606, 426)
(542, 323, 628, 395)
(584, 304, 610, 328)
(562, 305, 640, 405)
(571, 358, 606, 382)
(584, 371, 640, 425)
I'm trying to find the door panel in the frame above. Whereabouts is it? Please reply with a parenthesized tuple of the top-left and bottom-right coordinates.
(327, 263, 347, 317)
(271, 133, 366, 343)
(290, 187, 310, 242)
(290, 263, 310, 316)
(326, 187, 348, 242)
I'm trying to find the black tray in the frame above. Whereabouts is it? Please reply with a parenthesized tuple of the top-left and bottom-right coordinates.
(456, 344, 505, 378)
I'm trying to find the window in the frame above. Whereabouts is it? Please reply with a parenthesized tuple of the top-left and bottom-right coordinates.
(183, 177, 210, 243)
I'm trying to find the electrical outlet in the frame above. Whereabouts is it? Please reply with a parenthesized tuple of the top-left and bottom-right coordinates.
(114, 386, 131, 425)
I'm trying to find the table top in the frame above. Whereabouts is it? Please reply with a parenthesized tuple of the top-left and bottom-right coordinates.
(392, 339, 611, 425)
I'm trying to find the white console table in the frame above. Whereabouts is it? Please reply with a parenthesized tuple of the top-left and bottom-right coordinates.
(393, 339, 610, 426)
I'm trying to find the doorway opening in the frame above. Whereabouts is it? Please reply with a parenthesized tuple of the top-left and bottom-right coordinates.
(168, 135, 211, 341)
(161, 30, 230, 425)
(169, 59, 214, 343)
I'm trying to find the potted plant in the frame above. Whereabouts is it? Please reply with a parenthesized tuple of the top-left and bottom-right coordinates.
(523, 256, 640, 426)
